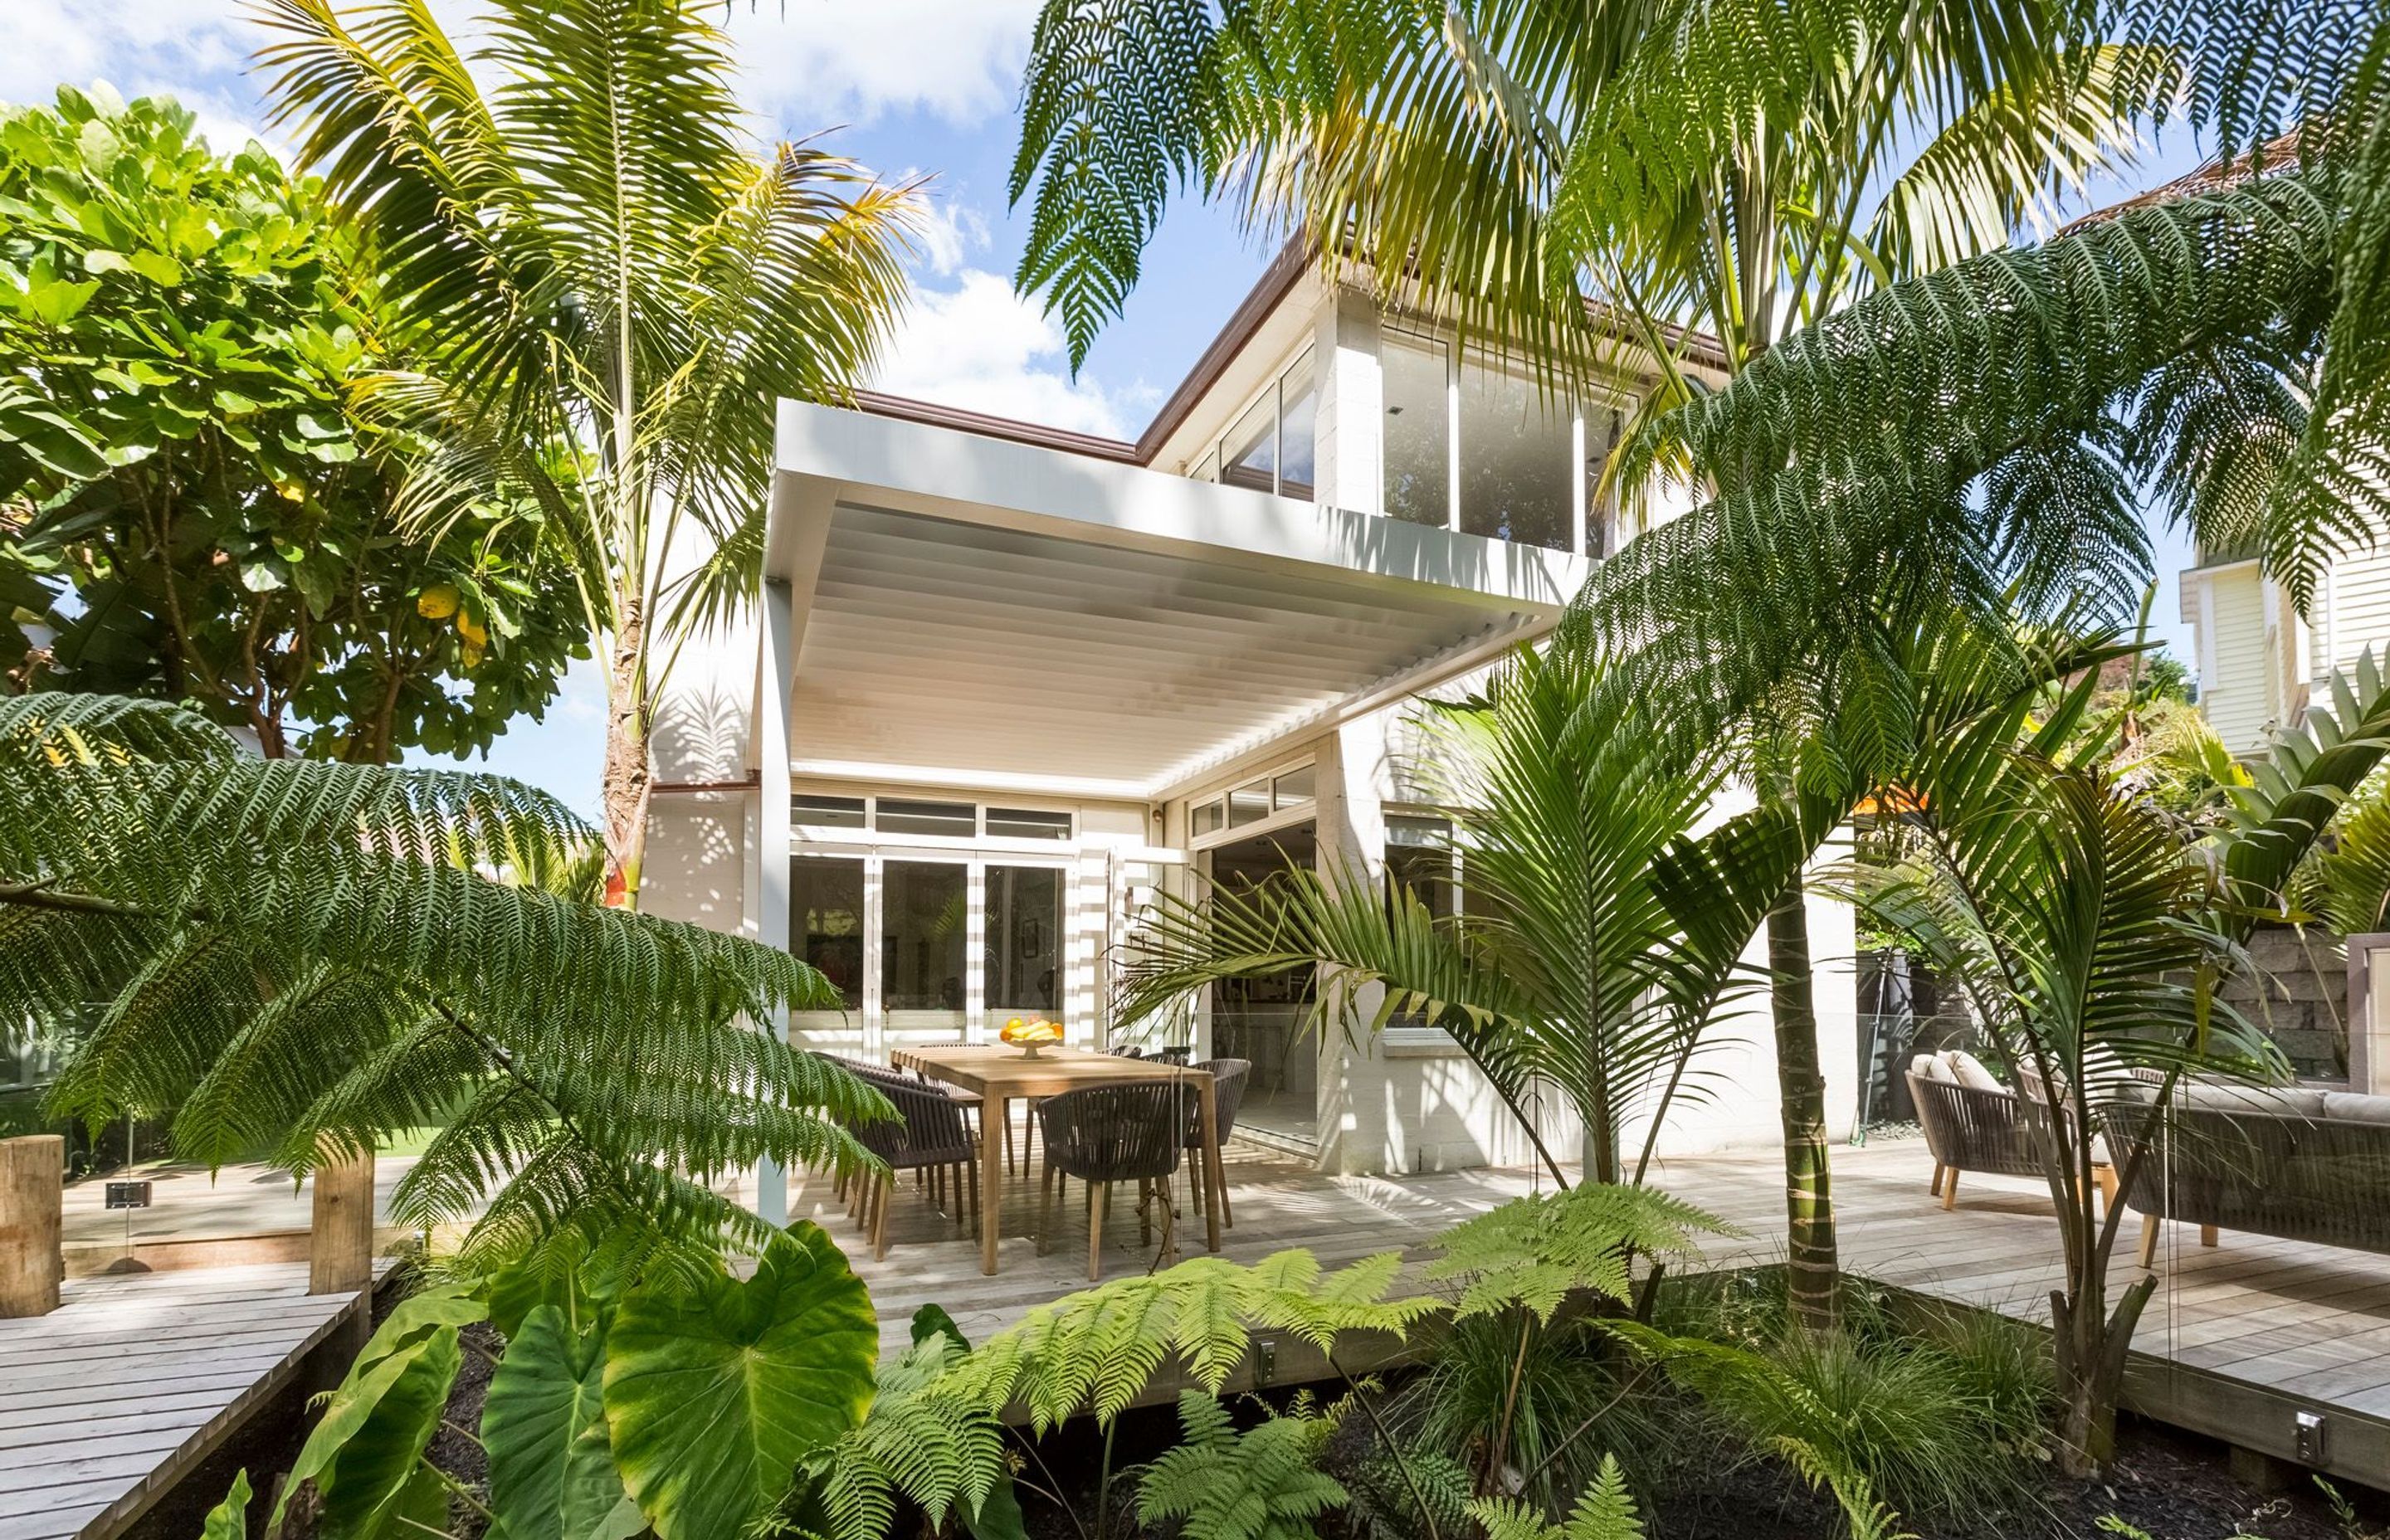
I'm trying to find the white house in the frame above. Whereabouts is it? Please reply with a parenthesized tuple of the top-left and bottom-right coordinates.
(641, 254, 1859, 1214)
(2180, 536, 2390, 751)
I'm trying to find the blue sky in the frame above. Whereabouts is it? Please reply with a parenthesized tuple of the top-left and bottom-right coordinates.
(6, 2, 2207, 816)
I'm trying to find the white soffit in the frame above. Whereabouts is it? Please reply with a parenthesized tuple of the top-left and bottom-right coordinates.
(768, 402, 1584, 800)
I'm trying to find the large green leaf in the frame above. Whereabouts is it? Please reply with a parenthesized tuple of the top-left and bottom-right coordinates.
(199, 1469, 251, 1540)
(602, 1224, 878, 1540)
(278, 1323, 463, 1540)
(484, 1304, 643, 1540)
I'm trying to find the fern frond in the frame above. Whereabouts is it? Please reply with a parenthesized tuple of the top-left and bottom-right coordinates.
(1425, 1183, 1731, 1323)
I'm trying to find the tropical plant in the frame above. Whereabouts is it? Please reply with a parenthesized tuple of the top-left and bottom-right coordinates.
(1469, 1455, 1645, 1540)
(1863, 652, 2390, 1472)
(1135, 1391, 1351, 1540)
(0, 691, 885, 1274)
(1115, 641, 1786, 1187)
(1011, 0, 2184, 1331)
(249, 1226, 881, 1540)
(256, 0, 918, 901)
(0, 87, 582, 760)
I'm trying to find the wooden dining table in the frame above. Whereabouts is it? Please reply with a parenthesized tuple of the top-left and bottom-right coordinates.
(889, 1044, 1224, 1275)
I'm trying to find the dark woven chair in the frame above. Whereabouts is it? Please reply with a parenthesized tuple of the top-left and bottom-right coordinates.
(1906, 1071, 2046, 1209)
(1183, 1058, 1251, 1227)
(1154, 1045, 1195, 1065)
(841, 1068, 978, 1258)
(2105, 1095, 2390, 1263)
(1036, 1080, 1197, 1279)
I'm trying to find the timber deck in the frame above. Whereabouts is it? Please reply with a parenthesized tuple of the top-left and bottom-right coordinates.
(793, 1135, 2390, 1484)
(0, 1263, 369, 1540)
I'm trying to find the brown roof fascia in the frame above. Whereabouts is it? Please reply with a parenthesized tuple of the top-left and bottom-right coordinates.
(2060, 131, 2303, 234)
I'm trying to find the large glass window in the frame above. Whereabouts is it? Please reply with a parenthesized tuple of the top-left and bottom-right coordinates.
(1459, 358, 1575, 552)
(1221, 392, 1277, 492)
(789, 855, 865, 1007)
(1278, 353, 1317, 501)
(792, 794, 865, 829)
(882, 861, 967, 1011)
(986, 865, 1063, 1016)
(1385, 816, 1456, 922)
(1383, 333, 1451, 528)
(986, 807, 1072, 840)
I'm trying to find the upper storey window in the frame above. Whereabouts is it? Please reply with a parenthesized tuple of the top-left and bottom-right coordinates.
(1383, 326, 1630, 557)
(1202, 348, 1317, 500)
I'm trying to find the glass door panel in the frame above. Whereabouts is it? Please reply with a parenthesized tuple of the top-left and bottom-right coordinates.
(882, 860, 968, 1054)
(788, 855, 864, 1053)
(986, 865, 1063, 1026)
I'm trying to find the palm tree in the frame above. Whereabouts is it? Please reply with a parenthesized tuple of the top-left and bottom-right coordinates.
(0, 691, 886, 1279)
(255, 0, 919, 904)
(1864, 652, 2390, 1471)
(1118, 644, 1777, 1187)
(1012, 0, 2164, 1326)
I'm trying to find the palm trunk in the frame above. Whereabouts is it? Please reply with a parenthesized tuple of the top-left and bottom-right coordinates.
(2051, 1269, 2155, 1474)
(600, 587, 649, 909)
(1768, 869, 1838, 1332)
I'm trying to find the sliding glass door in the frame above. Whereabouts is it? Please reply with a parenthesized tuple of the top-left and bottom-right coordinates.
(787, 851, 1070, 1055)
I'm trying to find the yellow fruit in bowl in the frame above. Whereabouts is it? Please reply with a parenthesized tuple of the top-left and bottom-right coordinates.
(999, 1017, 1063, 1048)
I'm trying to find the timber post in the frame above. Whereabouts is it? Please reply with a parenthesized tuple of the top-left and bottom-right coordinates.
(307, 1144, 375, 1296)
(0, 1135, 64, 1317)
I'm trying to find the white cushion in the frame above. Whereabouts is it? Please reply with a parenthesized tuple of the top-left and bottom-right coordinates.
(2177, 1084, 2328, 1119)
(2322, 1091, 2390, 1126)
(1943, 1050, 2006, 1093)
(1917, 1055, 1959, 1084)
(1909, 1055, 1939, 1079)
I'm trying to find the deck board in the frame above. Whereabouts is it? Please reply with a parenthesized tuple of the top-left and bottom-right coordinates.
(0, 1263, 367, 1540)
(792, 1134, 2390, 1480)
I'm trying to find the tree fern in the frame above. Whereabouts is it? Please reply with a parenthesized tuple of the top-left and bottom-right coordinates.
(1134, 1391, 1349, 1540)
(791, 1337, 1012, 1540)
(932, 1249, 1436, 1432)
(1468, 1455, 1644, 1540)
(1424, 1183, 1730, 1323)
(0, 692, 887, 1277)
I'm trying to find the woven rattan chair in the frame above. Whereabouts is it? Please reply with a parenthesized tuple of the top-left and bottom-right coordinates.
(1906, 1071, 2044, 1210)
(1183, 1058, 1251, 1226)
(842, 1067, 978, 1258)
(1036, 1080, 1197, 1279)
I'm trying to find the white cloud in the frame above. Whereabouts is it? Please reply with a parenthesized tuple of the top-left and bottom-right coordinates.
(910, 195, 990, 278)
(870, 270, 1134, 438)
(722, 1, 1041, 131)
(0, 3, 268, 138)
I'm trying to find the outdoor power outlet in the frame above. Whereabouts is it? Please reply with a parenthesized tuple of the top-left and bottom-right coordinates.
(1251, 1335, 1279, 1387)
(2295, 1411, 2328, 1465)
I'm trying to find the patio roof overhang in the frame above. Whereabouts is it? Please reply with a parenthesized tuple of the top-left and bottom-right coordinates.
(762, 399, 1588, 802)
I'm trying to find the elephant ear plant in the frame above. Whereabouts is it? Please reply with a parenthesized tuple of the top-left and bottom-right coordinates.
(198, 1224, 890, 1540)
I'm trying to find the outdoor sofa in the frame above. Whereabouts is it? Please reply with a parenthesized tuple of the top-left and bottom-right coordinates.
(2103, 1083, 2390, 1264)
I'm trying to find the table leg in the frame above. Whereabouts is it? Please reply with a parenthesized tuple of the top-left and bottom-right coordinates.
(1197, 1080, 1222, 1254)
(980, 1091, 1007, 1275)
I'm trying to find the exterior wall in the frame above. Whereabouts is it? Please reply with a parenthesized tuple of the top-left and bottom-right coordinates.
(2221, 927, 2352, 1083)
(2308, 543, 2390, 687)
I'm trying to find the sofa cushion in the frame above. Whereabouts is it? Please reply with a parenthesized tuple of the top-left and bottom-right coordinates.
(1916, 1055, 1958, 1084)
(1944, 1050, 2006, 1093)
(2176, 1084, 2329, 1119)
(2322, 1091, 2390, 1125)
(1910, 1055, 1939, 1079)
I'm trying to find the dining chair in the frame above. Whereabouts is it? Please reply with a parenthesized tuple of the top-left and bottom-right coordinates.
(1183, 1058, 1251, 1226)
(1036, 1080, 1197, 1279)
(846, 1071, 980, 1259)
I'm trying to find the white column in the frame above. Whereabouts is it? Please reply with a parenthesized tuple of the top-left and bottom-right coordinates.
(2350, 935, 2390, 1094)
(753, 578, 796, 1227)
(1314, 717, 1393, 1173)
(1312, 285, 1383, 516)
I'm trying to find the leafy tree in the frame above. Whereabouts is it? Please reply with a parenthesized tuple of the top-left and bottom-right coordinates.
(0, 87, 580, 761)
(256, 0, 918, 900)
(0, 691, 885, 1275)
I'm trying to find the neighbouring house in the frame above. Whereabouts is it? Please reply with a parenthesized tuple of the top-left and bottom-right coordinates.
(2177, 535, 2390, 753)
(642, 251, 1859, 1207)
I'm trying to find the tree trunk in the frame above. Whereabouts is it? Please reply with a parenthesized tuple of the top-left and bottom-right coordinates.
(2051, 1271, 2155, 1474)
(1768, 870, 1838, 1332)
(600, 589, 650, 909)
